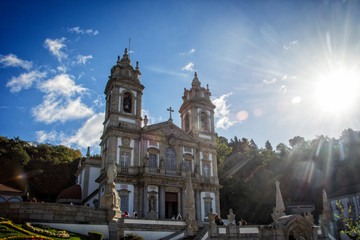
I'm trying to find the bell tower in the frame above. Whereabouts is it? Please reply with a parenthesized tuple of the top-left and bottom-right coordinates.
(103, 48, 144, 131)
(179, 72, 216, 142)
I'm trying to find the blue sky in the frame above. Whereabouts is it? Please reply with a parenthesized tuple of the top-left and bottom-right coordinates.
(1, 0, 360, 155)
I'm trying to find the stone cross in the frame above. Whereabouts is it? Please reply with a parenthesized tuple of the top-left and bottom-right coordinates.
(167, 107, 174, 120)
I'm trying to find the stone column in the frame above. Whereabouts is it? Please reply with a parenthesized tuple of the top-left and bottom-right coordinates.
(159, 185, 165, 219)
(195, 190, 201, 221)
(139, 184, 144, 217)
(215, 189, 221, 216)
(181, 187, 185, 217)
(143, 184, 148, 218)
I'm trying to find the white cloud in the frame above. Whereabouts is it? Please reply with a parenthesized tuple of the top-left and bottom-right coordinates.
(292, 96, 302, 104)
(57, 66, 67, 72)
(211, 92, 237, 129)
(283, 40, 298, 50)
(32, 96, 93, 124)
(182, 62, 195, 71)
(69, 26, 99, 36)
(216, 116, 236, 129)
(44, 37, 67, 62)
(6, 70, 47, 93)
(262, 78, 277, 84)
(64, 112, 104, 148)
(32, 73, 92, 124)
(39, 74, 87, 97)
(0, 54, 33, 70)
(280, 85, 287, 94)
(180, 48, 196, 55)
(141, 109, 156, 126)
(93, 95, 105, 108)
(76, 55, 93, 64)
(36, 130, 57, 143)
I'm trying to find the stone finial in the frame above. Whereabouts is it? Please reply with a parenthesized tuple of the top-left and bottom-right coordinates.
(185, 171, 195, 207)
(275, 181, 285, 213)
(191, 72, 201, 88)
(271, 180, 286, 222)
(117, 56, 120, 63)
(143, 115, 148, 126)
(86, 146, 90, 157)
(124, 48, 128, 55)
(321, 189, 332, 228)
(136, 61, 139, 70)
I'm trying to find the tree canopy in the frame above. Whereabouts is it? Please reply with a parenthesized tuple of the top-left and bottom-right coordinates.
(218, 129, 360, 224)
(0, 136, 82, 201)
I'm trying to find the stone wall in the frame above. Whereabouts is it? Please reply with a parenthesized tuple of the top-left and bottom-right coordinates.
(0, 202, 107, 224)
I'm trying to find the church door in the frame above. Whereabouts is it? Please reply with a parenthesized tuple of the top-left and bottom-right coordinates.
(165, 192, 178, 219)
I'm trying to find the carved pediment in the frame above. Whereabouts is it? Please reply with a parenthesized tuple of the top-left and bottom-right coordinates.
(144, 122, 198, 144)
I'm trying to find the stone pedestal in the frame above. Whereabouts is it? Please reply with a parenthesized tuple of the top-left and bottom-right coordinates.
(185, 218, 193, 237)
(227, 224, 237, 237)
(108, 219, 119, 240)
(100, 183, 122, 221)
(148, 210, 157, 219)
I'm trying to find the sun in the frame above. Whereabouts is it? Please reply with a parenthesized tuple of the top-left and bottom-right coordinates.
(313, 69, 359, 114)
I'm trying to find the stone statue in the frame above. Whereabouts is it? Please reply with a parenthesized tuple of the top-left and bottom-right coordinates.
(227, 208, 236, 225)
(107, 161, 117, 184)
(149, 195, 156, 212)
(160, 157, 164, 168)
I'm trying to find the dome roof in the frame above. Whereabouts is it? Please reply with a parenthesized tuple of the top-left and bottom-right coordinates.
(57, 184, 81, 201)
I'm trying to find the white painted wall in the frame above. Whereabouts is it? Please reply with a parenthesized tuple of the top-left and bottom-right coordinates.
(88, 167, 100, 196)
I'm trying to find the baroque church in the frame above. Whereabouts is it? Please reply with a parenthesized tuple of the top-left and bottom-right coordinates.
(76, 48, 221, 221)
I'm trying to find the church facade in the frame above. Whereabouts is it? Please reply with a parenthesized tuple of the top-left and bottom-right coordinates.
(91, 49, 221, 221)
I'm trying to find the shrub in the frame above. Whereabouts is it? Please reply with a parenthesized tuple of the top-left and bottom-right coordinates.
(88, 231, 103, 240)
(120, 233, 144, 240)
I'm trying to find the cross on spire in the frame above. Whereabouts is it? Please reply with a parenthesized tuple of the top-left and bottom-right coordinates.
(167, 107, 174, 120)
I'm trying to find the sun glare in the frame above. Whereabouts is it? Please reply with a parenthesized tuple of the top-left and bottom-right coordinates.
(313, 69, 359, 114)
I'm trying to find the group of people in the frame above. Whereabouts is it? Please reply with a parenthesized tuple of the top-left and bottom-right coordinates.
(123, 210, 138, 218)
(215, 214, 224, 225)
(22, 192, 37, 202)
(171, 213, 183, 220)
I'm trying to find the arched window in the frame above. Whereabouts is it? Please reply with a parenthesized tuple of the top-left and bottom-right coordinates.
(123, 92, 132, 113)
(166, 148, 176, 171)
(184, 114, 190, 132)
(200, 112, 208, 131)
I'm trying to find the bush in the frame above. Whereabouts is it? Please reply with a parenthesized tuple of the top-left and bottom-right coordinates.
(88, 231, 103, 240)
(120, 233, 144, 240)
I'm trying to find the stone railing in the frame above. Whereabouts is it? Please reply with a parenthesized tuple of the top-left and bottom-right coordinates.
(208, 224, 260, 240)
(0, 202, 107, 224)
